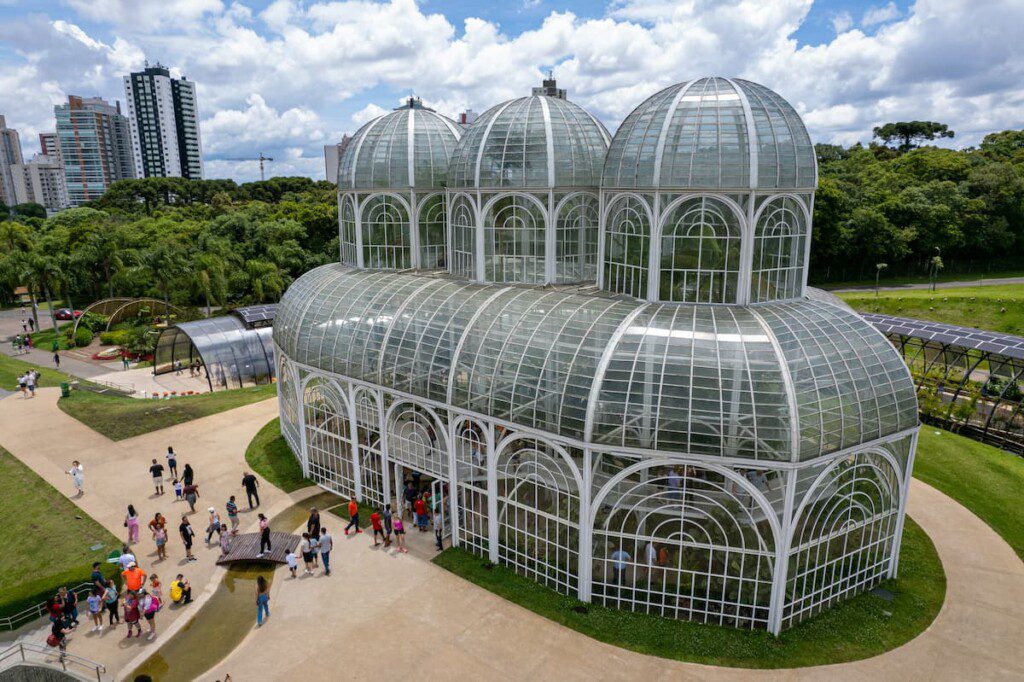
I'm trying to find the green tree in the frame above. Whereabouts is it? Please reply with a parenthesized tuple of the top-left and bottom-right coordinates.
(873, 121, 955, 152)
(134, 243, 188, 310)
(190, 252, 228, 317)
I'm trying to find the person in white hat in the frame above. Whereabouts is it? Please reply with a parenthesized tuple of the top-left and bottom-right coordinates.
(205, 507, 222, 544)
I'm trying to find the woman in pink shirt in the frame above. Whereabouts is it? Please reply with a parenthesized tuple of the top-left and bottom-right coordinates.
(392, 516, 408, 554)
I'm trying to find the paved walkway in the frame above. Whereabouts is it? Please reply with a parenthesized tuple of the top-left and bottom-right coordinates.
(828, 275, 1024, 293)
(0, 390, 1022, 680)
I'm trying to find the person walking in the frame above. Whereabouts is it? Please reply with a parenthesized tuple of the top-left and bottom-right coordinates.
(392, 515, 408, 553)
(414, 495, 428, 532)
(87, 588, 103, 631)
(90, 562, 105, 593)
(25, 369, 35, 398)
(433, 509, 444, 551)
(306, 507, 321, 539)
(382, 504, 393, 547)
(179, 516, 196, 562)
(125, 504, 140, 544)
(183, 481, 200, 513)
(205, 507, 222, 544)
(149, 459, 165, 495)
(20, 317, 27, 333)
(166, 447, 178, 478)
(285, 550, 298, 578)
(319, 527, 333, 576)
(182, 463, 195, 487)
(16, 373, 27, 398)
(226, 496, 240, 535)
(65, 461, 84, 497)
(299, 533, 314, 574)
(256, 513, 271, 557)
(255, 575, 270, 627)
(370, 509, 384, 547)
(219, 525, 231, 556)
(48, 618, 72, 660)
(53, 351, 60, 368)
(103, 579, 120, 628)
(59, 586, 79, 629)
(241, 471, 260, 508)
(343, 498, 361, 536)
(154, 524, 167, 560)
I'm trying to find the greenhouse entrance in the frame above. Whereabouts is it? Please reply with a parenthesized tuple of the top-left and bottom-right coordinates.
(391, 464, 452, 555)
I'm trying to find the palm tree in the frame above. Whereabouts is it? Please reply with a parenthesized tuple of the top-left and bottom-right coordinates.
(20, 249, 65, 337)
(133, 243, 188, 312)
(0, 220, 40, 329)
(242, 259, 286, 303)
(190, 252, 228, 317)
(75, 228, 128, 300)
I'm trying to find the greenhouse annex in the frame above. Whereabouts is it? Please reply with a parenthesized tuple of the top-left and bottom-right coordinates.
(272, 77, 920, 634)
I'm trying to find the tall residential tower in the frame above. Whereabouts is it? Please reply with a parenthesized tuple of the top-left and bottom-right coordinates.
(0, 115, 24, 207)
(55, 96, 136, 207)
(123, 63, 204, 179)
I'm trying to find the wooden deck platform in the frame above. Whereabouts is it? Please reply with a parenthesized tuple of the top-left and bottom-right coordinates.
(216, 531, 300, 565)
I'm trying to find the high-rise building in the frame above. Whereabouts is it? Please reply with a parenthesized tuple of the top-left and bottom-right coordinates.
(39, 132, 60, 159)
(324, 135, 352, 184)
(55, 95, 136, 207)
(0, 115, 24, 207)
(458, 109, 478, 125)
(123, 63, 204, 179)
(12, 154, 68, 214)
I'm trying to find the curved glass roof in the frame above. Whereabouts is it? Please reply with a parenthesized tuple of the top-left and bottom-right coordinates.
(155, 314, 276, 391)
(602, 77, 817, 190)
(447, 94, 611, 189)
(275, 264, 917, 461)
(804, 287, 854, 312)
(337, 99, 462, 190)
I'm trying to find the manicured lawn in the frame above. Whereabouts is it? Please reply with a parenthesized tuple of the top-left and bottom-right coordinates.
(818, 268, 1024, 290)
(58, 384, 276, 441)
(840, 283, 1024, 335)
(244, 418, 311, 492)
(913, 428, 1024, 562)
(0, 353, 68, 390)
(25, 322, 74, 351)
(434, 515, 943, 669)
(0, 447, 121, 618)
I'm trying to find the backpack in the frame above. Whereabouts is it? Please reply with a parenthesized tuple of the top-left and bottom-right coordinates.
(46, 633, 60, 647)
(145, 595, 161, 614)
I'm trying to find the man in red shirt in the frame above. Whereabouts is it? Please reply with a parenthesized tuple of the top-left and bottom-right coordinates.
(369, 510, 384, 546)
(413, 496, 428, 532)
(344, 498, 362, 535)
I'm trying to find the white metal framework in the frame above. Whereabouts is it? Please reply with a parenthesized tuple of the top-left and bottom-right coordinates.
(294, 76, 919, 635)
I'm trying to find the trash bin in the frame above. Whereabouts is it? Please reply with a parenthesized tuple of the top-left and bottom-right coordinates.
(60, 382, 71, 398)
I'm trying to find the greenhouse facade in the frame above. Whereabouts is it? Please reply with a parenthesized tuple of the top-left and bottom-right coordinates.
(273, 77, 920, 633)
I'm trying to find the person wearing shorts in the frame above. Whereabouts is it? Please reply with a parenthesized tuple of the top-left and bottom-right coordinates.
(299, 533, 314, 575)
(166, 446, 178, 478)
(382, 504, 393, 547)
(149, 459, 165, 495)
(370, 510, 384, 547)
(392, 516, 408, 553)
(179, 516, 196, 561)
(226, 496, 240, 534)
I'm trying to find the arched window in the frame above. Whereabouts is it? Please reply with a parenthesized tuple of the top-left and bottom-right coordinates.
(591, 461, 777, 628)
(339, 194, 357, 266)
(603, 195, 650, 299)
(418, 193, 446, 269)
(555, 193, 599, 283)
(751, 196, 807, 302)
(354, 389, 385, 507)
(495, 437, 580, 594)
(483, 194, 547, 284)
(360, 194, 411, 269)
(449, 194, 476, 281)
(455, 418, 489, 557)
(387, 403, 448, 478)
(303, 377, 356, 498)
(659, 196, 741, 303)
(784, 451, 901, 628)
(278, 356, 300, 453)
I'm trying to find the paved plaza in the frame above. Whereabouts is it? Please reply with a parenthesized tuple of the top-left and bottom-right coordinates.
(0, 389, 1021, 680)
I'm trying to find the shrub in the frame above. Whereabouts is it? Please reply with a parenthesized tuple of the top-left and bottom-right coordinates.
(99, 329, 132, 346)
(74, 327, 93, 347)
(77, 311, 108, 333)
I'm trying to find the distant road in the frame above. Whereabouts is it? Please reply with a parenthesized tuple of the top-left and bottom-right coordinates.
(828, 276, 1024, 294)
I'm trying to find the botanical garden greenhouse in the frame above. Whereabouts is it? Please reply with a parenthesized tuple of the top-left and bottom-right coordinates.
(273, 77, 920, 633)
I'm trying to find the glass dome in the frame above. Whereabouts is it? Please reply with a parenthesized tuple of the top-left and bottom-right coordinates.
(602, 77, 817, 190)
(447, 90, 610, 188)
(275, 264, 917, 462)
(337, 98, 462, 190)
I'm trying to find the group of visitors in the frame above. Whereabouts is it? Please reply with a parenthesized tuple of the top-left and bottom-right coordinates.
(11, 333, 33, 355)
(14, 368, 39, 398)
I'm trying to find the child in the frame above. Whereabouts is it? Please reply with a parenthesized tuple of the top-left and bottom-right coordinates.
(87, 589, 103, 632)
(285, 549, 298, 578)
(219, 525, 231, 556)
(173, 479, 183, 500)
(124, 593, 142, 639)
(309, 532, 320, 568)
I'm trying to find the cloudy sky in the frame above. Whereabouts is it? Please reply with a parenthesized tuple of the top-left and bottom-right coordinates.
(0, 0, 1021, 182)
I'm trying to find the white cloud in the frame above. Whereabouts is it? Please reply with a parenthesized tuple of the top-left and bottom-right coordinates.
(862, 2, 901, 28)
(351, 103, 388, 126)
(202, 93, 326, 154)
(831, 11, 853, 34)
(62, 0, 224, 29)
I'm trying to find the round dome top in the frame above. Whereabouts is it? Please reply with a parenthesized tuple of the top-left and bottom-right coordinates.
(447, 87, 611, 189)
(337, 98, 462, 190)
(602, 77, 817, 191)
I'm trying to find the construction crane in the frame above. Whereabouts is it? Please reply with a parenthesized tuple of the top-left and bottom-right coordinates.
(223, 153, 275, 181)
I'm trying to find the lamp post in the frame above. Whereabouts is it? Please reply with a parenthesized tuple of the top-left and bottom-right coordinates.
(875, 262, 888, 296)
(930, 248, 943, 292)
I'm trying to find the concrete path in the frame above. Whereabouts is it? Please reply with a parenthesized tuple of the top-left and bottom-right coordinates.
(828, 275, 1024, 293)
(1, 389, 1022, 680)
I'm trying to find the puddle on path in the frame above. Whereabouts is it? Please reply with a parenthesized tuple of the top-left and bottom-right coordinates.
(129, 490, 340, 681)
